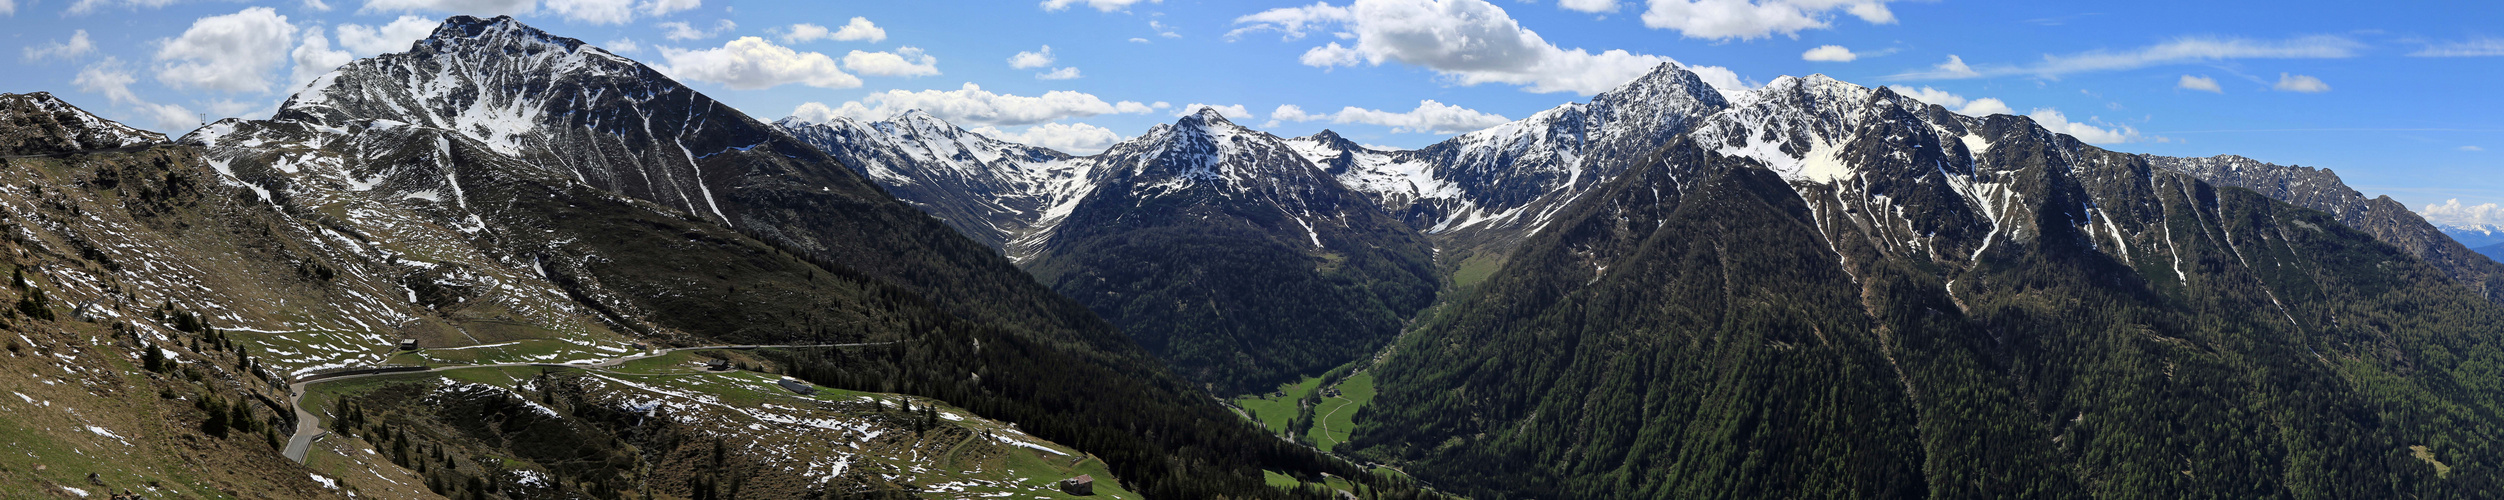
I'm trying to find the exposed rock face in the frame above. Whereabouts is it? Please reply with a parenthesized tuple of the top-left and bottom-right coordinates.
(776, 111, 1088, 253)
(1284, 62, 1734, 267)
(0, 92, 167, 156)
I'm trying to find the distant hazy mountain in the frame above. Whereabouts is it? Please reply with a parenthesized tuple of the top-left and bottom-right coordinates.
(2444, 224, 2504, 249)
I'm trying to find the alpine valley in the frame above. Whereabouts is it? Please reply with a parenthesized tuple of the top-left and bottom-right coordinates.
(0, 13, 2499, 500)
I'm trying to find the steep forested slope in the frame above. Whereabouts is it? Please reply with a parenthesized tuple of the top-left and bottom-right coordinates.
(1349, 79, 2504, 499)
(1023, 110, 1439, 394)
(2147, 154, 2504, 303)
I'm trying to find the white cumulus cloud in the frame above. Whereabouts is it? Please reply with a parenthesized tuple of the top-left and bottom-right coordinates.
(74, 58, 198, 131)
(154, 7, 299, 93)
(2423, 199, 2504, 228)
(1890, 54, 1980, 80)
(842, 47, 939, 77)
(1883, 86, 2010, 116)
(829, 17, 886, 42)
(1040, 0, 1157, 12)
(1269, 99, 1508, 134)
(973, 122, 1125, 154)
(603, 38, 642, 54)
(658, 19, 737, 41)
(24, 30, 98, 62)
(1233, 0, 1749, 95)
(1888, 86, 1961, 107)
(790, 83, 1155, 127)
(2177, 74, 2222, 93)
(544, 0, 636, 24)
(289, 26, 354, 90)
(1036, 67, 1083, 80)
(2273, 73, 2329, 93)
(1957, 98, 2012, 116)
(336, 14, 438, 56)
(1269, 104, 1320, 124)
(1009, 45, 1055, 69)
(641, 0, 698, 16)
(782, 17, 884, 44)
(1640, 0, 1898, 40)
(658, 37, 860, 90)
(1801, 44, 1855, 62)
(2028, 108, 2150, 144)
(1558, 0, 1618, 13)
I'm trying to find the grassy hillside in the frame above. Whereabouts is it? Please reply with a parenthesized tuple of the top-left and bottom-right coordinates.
(1306, 372, 1375, 452)
(0, 84, 1457, 499)
(293, 350, 1139, 499)
(1235, 376, 1324, 436)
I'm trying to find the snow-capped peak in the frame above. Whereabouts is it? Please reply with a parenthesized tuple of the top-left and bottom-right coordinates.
(1183, 106, 1235, 124)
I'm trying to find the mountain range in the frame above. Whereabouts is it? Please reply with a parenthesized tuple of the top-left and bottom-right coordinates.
(0, 16, 1439, 499)
(5, 13, 2502, 500)
(2441, 224, 2504, 253)
(787, 106, 1442, 395)
(792, 58, 2504, 498)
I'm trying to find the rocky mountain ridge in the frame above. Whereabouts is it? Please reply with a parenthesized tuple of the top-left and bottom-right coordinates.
(2143, 153, 2504, 302)
(1350, 70, 2504, 498)
(774, 110, 1090, 254)
(0, 15, 1441, 499)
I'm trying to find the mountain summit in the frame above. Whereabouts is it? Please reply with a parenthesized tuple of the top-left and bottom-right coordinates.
(152, 15, 1393, 498)
(1351, 69, 2504, 498)
(1019, 108, 1439, 393)
(784, 106, 1441, 393)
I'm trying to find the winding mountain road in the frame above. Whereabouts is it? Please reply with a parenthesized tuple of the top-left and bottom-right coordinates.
(283, 342, 896, 463)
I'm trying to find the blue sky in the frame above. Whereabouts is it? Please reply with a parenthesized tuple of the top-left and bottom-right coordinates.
(5, 0, 2501, 225)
